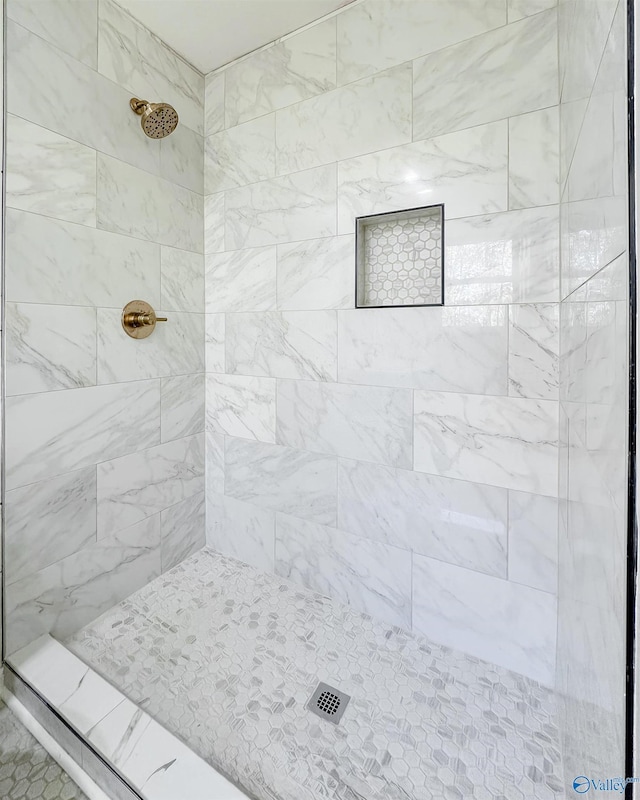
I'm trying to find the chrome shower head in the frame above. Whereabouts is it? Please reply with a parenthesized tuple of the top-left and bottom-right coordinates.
(130, 98, 179, 138)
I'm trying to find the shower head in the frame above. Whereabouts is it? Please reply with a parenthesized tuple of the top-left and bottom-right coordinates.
(130, 98, 179, 138)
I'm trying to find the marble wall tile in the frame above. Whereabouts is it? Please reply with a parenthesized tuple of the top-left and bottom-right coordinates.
(6, 302, 97, 395)
(207, 495, 275, 572)
(97, 154, 203, 253)
(509, 303, 560, 400)
(7, 0, 98, 67)
(338, 459, 508, 578)
(6, 115, 97, 225)
(205, 246, 276, 312)
(509, 107, 560, 209)
(161, 247, 204, 312)
(275, 514, 412, 629)
(276, 235, 354, 311)
(6, 380, 161, 490)
(226, 164, 337, 249)
(206, 314, 226, 373)
(160, 374, 205, 443)
(5, 209, 161, 309)
(206, 374, 276, 442)
(445, 206, 560, 305)
(508, 490, 558, 593)
(204, 193, 225, 254)
(5, 467, 97, 585)
(337, 122, 508, 233)
(205, 71, 225, 136)
(413, 11, 558, 140)
(206, 431, 224, 497)
(226, 311, 337, 381)
(414, 391, 558, 495)
(205, 114, 276, 193)
(161, 492, 205, 572)
(97, 309, 204, 383)
(508, 0, 558, 21)
(224, 19, 336, 127)
(276, 64, 412, 174)
(337, 306, 508, 394)
(160, 125, 204, 194)
(97, 434, 205, 537)
(336, 0, 506, 84)
(277, 380, 413, 468)
(412, 555, 557, 684)
(225, 437, 338, 525)
(97, 0, 204, 134)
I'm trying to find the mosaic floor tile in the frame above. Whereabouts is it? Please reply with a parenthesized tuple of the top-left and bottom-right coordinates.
(66, 548, 565, 800)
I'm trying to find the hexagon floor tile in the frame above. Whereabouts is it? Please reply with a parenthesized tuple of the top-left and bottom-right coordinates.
(0, 702, 87, 800)
(66, 548, 565, 800)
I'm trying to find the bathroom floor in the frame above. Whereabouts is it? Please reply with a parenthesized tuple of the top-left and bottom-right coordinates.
(67, 549, 565, 800)
(0, 701, 87, 800)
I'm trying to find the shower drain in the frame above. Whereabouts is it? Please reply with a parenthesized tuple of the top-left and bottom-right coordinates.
(307, 682, 351, 725)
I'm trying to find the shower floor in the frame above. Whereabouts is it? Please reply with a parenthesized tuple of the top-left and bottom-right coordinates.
(66, 548, 564, 800)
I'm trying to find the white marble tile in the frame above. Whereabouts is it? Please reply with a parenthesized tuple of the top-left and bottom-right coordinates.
(161, 247, 204, 312)
(97, 309, 203, 383)
(508, 0, 557, 21)
(205, 431, 225, 497)
(338, 306, 508, 394)
(97, 434, 204, 537)
(98, 0, 204, 134)
(6, 380, 160, 491)
(5, 467, 97, 585)
(6, 302, 97, 395)
(560, 96, 589, 191)
(509, 490, 558, 593)
(509, 304, 560, 399)
(159, 124, 204, 194)
(337, 0, 506, 84)
(160, 373, 205, 443)
(97, 154, 202, 253)
(276, 64, 412, 174)
(413, 11, 558, 140)
(509, 107, 560, 210)
(226, 164, 337, 249)
(225, 437, 337, 525)
(224, 18, 336, 127)
(5, 209, 161, 308)
(338, 459, 508, 578)
(204, 193, 225, 254)
(206, 314, 225, 373)
(207, 495, 275, 572)
(412, 555, 557, 685)
(337, 122, 508, 233)
(206, 246, 277, 312)
(414, 391, 558, 495)
(161, 492, 205, 572)
(277, 380, 412, 468)
(8, 0, 98, 66)
(206, 374, 276, 442)
(227, 311, 337, 381)
(59, 668, 124, 737)
(205, 114, 276, 193)
(445, 206, 560, 305)
(205, 71, 225, 136)
(275, 514, 412, 629)
(6, 115, 96, 225)
(277, 235, 354, 310)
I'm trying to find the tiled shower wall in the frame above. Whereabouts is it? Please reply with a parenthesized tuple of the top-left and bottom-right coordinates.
(3, 0, 205, 654)
(556, 0, 629, 782)
(204, 0, 562, 686)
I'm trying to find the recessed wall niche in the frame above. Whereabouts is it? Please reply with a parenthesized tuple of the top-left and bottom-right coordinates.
(355, 204, 444, 308)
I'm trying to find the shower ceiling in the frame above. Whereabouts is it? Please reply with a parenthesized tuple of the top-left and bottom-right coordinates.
(117, 0, 355, 73)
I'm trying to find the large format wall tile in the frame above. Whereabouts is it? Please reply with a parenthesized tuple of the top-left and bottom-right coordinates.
(161, 373, 205, 443)
(161, 493, 205, 572)
(227, 311, 337, 381)
(275, 514, 412, 629)
(159, 124, 204, 194)
(414, 391, 558, 495)
(413, 11, 558, 140)
(205, 71, 225, 136)
(509, 107, 560, 209)
(207, 495, 275, 572)
(509, 0, 557, 21)
(205, 246, 277, 312)
(337, 306, 508, 394)
(508, 490, 558, 593)
(6, 380, 160, 490)
(508, 304, 559, 399)
(337, 122, 508, 233)
(6, 115, 97, 225)
(204, 193, 225, 253)
(225, 437, 338, 525)
(206, 314, 225, 372)
(277, 380, 413, 468)
(206, 374, 276, 442)
(276, 236, 354, 311)
(161, 247, 205, 312)
(205, 114, 276, 193)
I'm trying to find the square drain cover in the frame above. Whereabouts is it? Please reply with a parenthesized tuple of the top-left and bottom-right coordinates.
(307, 682, 351, 725)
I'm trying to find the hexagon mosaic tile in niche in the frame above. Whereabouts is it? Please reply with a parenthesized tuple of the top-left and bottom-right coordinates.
(356, 205, 444, 308)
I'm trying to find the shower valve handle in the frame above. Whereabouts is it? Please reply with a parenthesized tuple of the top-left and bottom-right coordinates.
(121, 301, 167, 339)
